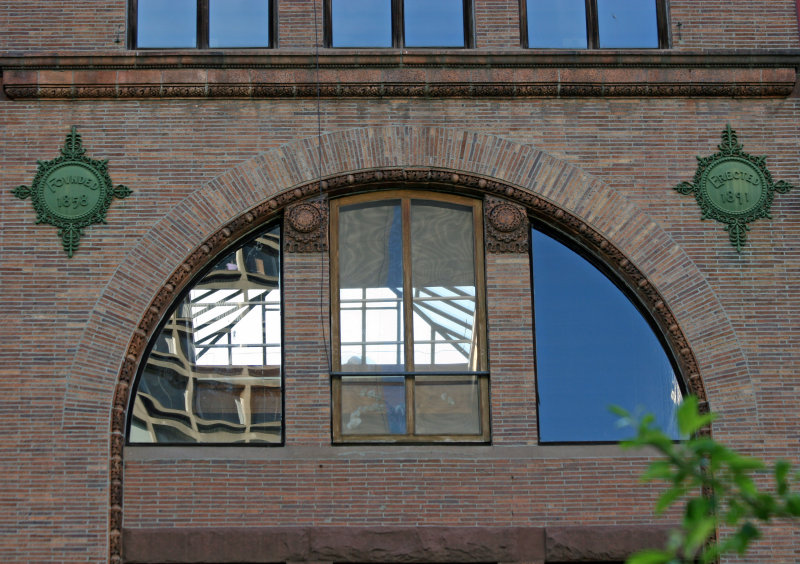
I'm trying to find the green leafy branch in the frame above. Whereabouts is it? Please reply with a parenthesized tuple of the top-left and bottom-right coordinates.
(613, 397, 800, 564)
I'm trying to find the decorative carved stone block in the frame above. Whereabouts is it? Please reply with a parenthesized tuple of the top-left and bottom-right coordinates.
(484, 196, 529, 253)
(285, 199, 328, 252)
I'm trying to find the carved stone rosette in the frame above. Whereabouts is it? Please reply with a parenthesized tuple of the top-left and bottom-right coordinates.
(484, 196, 529, 253)
(284, 198, 328, 252)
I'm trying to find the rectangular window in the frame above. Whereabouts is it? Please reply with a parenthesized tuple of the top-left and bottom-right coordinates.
(325, 0, 472, 48)
(521, 0, 668, 49)
(331, 193, 489, 443)
(130, 0, 274, 49)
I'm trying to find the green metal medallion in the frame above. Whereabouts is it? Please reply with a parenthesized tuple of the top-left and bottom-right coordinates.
(12, 126, 132, 257)
(675, 125, 792, 252)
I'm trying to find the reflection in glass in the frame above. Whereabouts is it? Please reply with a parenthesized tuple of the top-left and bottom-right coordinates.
(129, 225, 282, 444)
(597, 0, 659, 48)
(411, 200, 476, 371)
(532, 228, 682, 442)
(404, 0, 465, 47)
(339, 201, 404, 371)
(415, 375, 479, 434)
(341, 376, 406, 434)
(331, 0, 392, 47)
(137, 0, 197, 48)
(210, 0, 270, 47)
(526, 0, 587, 49)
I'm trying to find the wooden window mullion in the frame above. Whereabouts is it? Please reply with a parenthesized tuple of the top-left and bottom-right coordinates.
(518, 0, 529, 48)
(198, 0, 209, 48)
(656, 0, 669, 48)
(401, 198, 415, 434)
(463, 0, 474, 48)
(393, 0, 404, 48)
(585, 0, 598, 49)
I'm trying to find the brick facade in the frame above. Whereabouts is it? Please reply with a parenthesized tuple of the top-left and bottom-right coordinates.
(1, 1, 799, 562)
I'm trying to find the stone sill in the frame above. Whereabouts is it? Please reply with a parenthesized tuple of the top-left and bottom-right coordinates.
(2, 50, 798, 99)
(125, 443, 661, 461)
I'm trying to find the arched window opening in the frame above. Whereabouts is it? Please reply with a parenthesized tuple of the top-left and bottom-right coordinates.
(127, 223, 283, 444)
(531, 225, 683, 443)
(330, 192, 489, 442)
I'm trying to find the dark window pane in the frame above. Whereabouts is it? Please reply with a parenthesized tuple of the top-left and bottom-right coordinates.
(137, 0, 197, 48)
(532, 229, 682, 442)
(210, 0, 270, 47)
(526, 0, 587, 48)
(404, 0, 465, 47)
(597, 0, 659, 48)
(331, 0, 392, 47)
(129, 225, 282, 444)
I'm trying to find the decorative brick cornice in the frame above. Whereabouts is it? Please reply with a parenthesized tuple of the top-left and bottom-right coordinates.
(484, 196, 529, 253)
(3, 51, 797, 100)
(3, 50, 800, 69)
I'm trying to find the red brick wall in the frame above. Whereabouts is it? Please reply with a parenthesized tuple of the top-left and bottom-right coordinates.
(1, 1, 800, 563)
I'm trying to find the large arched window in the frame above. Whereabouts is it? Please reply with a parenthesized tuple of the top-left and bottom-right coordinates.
(127, 223, 282, 444)
(531, 225, 683, 443)
(125, 191, 684, 447)
(330, 192, 489, 442)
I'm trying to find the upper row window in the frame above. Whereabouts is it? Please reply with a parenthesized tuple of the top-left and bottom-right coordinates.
(325, 0, 471, 48)
(131, 0, 666, 50)
(521, 0, 668, 49)
(131, 0, 274, 49)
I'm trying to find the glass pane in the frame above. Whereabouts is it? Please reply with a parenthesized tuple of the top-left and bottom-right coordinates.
(415, 375, 480, 435)
(137, 0, 197, 48)
(597, 0, 659, 48)
(526, 0, 587, 48)
(341, 376, 407, 434)
(210, 0, 270, 47)
(404, 0, 465, 47)
(129, 225, 282, 444)
(250, 382, 282, 425)
(193, 380, 243, 424)
(411, 200, 477, 371)
(532, 229, 682, 442)
(339, 201, 405, 371)
(331, 0, 392, 47)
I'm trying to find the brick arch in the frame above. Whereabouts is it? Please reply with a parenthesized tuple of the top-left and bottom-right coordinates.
(63, 126, 751, 562)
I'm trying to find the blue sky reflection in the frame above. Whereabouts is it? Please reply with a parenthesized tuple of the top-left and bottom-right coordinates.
(527, 0, 587, 49)
(137, 0, 197, 48)
(210, 0, 270, 47)
(404, 0, 464, 47)
(331, 0, 392, 47)
(597, 0, 659, 47)
(532, 229, 682, 442)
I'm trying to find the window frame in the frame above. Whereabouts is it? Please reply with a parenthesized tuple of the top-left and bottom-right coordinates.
(323, 0, 475, 49)
(519, 0, 670, 49)
(128, 0, 277, 49)
(330, 191, 490, 444)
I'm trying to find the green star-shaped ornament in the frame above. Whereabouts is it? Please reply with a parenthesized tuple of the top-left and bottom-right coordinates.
(12, 126, 132, 257)
(675, 125, 792, 252)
